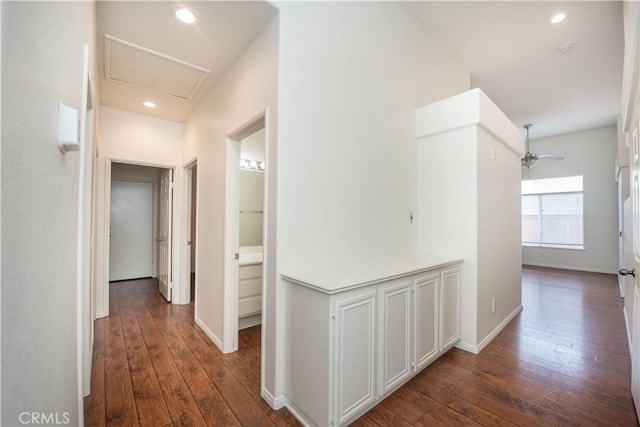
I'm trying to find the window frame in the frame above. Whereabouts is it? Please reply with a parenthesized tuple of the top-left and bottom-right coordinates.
(521, 176, 585, 251)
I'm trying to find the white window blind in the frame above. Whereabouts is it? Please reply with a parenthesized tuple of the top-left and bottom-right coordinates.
(521, 176, 584, 249)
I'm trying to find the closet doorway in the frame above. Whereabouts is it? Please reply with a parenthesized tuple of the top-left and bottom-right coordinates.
(108, 162, 174, 301)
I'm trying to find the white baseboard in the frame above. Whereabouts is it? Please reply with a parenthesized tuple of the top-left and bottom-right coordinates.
(455, 304, 523, 354)
(261, 388, 286, 410)
(523, 262, 617, 275)
(95, 310, 108, 319)
(285, 399, 315, 426)
(194, 316, 225, 353)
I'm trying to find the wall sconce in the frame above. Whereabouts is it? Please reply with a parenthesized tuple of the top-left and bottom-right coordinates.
(240, 158, 265, 171)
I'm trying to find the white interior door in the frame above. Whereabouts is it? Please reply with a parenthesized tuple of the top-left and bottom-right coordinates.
(628, 121, 640, 415)
(158, 169, 173, 301)
(109, 180, 154, 281)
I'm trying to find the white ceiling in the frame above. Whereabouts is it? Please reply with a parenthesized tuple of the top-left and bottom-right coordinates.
(96, 1, 624, 139)
(96, 1, 277, 122)
(408, 1, 624, 139)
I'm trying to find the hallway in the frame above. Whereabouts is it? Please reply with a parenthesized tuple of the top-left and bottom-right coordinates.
(83, 279, 298, 426)
(85, 268, 638, 426)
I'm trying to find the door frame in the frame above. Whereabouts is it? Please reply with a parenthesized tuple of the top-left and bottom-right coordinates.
(178, 158, 198, 305)
(98, 158, 178, 317)
(223, 111, 267, 353)
(77, 44, 96, 402)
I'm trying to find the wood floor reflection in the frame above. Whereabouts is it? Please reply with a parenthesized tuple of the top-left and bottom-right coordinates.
(85, 267, 638, 426)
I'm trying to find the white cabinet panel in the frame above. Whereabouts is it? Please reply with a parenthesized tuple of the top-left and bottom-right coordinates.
(441, 268, 461, 351)
(284, 259, 462, 427)
(239, 263, 261, 280)
(238, 263, 262, 318)
(379, 281, 412, 396)
(239, 277, 261, 298)
(335, 292, 376, 425)
(415, 273, 439, 371)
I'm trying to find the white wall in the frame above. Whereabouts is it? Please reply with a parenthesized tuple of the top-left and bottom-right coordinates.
(416, 89, 524, 353)
(522, 126, 619, 273)
(277, 2, 469, 272)
(182, 15, 279, 398)
(1, 1, 97, 424)
(276, 1, 469, 402)
(95, 106, 183, 316)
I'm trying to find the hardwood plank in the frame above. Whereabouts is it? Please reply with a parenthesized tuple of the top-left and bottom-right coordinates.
(348, 413, 380, 427)
(458, 345, 637, 426)
(103, 316, 138, 427)
(363, 403, 412, 427)
(156, 308, 241, 426)
(182, 368, 241, 427)
(393, 385, 480, 425)
(133, 299, 178, 377)
(410, 375, 516, 427)
(157, 371, 207, 426)
(378, 394, 423, 424)
(118, 291, 171, 427)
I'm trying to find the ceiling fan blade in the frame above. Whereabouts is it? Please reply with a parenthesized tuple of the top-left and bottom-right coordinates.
(536, 153, 564, 161)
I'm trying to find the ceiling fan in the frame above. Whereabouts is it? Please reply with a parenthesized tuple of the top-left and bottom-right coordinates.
(521, 123, 564, 168)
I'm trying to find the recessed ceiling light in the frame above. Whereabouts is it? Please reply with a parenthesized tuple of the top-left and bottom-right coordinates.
(143, 101, 157, 108)
(551, 13, 566, 24)
(176, 8, 196, 24)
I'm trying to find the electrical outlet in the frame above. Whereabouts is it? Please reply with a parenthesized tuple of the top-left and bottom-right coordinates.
(491, 299, 496, 313)
(409, 212, 414, 224)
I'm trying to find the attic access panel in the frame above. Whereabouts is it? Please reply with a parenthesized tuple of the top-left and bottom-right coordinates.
(105, 35, 210, 101)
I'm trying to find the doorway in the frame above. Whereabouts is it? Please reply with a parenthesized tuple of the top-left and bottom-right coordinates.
(185, 161, 198, 307)
(108, 162, 173, 301)
(238, 128, 266, 330)
(223, 112, 267, 353)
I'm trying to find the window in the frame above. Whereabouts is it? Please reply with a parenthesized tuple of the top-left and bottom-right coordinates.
(521, 176, 584, 249)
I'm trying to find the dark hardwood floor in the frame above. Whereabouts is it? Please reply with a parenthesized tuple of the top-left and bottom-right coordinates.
(83, 278, 299, 426)
(355, 266, 638, 426)
(85, 267, 638, 426)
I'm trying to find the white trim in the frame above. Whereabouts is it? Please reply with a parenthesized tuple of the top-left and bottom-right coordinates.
(223, 137, 240, 353)
(178, 158, 197, 305)
(76, 43, 92, 423)
(223, 112, 267, 355)
(622, 1, 640, 132)
(195, 316, 225, 352)
(0, 1, 3, 420)
(522, 262, 617, 275)
(455, 304, 523, 354)
(99, 158, 180, 319)
(284, 400, 316, 426)
(625, 305, 633, 357)
(261, 387, 286, 410)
